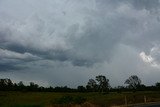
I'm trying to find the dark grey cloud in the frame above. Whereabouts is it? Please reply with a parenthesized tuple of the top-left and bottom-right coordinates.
(0, 64, 25, 71)
(0, 48, 41, 71)
(96, 0, 160, 11)
(0, 0, 126, 67)
(1, 0, 160, 87)
(129, 0, 160, 11)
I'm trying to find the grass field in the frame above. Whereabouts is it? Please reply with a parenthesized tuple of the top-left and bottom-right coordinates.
(0, 91, 160, 107)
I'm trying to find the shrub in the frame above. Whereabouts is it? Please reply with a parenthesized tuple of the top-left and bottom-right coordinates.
(56, 95, 74, 104)
(74, 96, 86, 104)
(54, 95, 86, 104)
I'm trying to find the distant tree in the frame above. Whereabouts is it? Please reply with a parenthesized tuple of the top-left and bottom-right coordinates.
(125, 75, 141, 91)
(137, 84, 146, 91)
(95, 75, 110, 93)
(39, 86, 45, 91)
(54, 86, 74, 92)
(0, 78, 13, 86)
(86, 79, 97, 92)
(48, 86, 54, 92)
(17, 81, 25, 91)
(13, 83, 18, 91)
(0, 78, 13, 91)
(156, 82, 160, 88)
(155, 82, 160, 90)
(77, 86, 86, 92)
(18, 81, 24, 87)
(6, 79, 13, 90)
(5, 79, 12, 86)
(29, 82, 39, 91)
(115, 86, 125, 93)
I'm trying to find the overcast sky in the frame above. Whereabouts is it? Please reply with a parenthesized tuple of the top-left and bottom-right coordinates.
(1, 0, 160, 88)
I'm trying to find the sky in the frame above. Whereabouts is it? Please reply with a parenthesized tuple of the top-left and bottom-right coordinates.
(1, 0, 160, 88)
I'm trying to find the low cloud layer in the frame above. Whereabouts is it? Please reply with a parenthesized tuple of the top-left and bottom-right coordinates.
(1, 0, 160, 87)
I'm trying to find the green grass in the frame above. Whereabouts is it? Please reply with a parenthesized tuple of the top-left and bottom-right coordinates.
(0, 91, 160, 107)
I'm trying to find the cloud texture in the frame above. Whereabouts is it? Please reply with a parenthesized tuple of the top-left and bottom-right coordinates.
(1, 0, 160, 87)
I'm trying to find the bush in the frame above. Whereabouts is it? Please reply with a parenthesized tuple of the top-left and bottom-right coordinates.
(54, 95, 86, 104)
(56, 95, 73, 104)
(74, 96, 86, 104)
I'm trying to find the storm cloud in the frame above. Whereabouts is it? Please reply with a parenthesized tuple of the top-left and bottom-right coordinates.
(1, 0, 160, 87)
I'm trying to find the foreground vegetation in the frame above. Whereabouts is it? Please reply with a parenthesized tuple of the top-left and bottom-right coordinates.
(0, 91, 160, 107)
(1, 75, 160, 106)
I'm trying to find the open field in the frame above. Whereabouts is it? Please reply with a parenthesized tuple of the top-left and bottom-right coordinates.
(0, 91, 160, 107)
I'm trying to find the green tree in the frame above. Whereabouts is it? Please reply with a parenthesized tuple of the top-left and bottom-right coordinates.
(17, 81, 25, 91)
(77, 86, 86, 92)
(86, 79, 97, 92)
(125, 75, 141, 90)
(29, 82, 39, 91)
(18, 81, 24, 87)
(0, 78, 13, 91)
(156, 82, 160, 88)
(155, 82, 160, 90)
(95, 75, 110, 93)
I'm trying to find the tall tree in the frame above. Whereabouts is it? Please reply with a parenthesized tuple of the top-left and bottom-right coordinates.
(96, 75, 110, 93)
(0, 78, 13, 91)
(156, 82, 160, 88)
(29, 82, 39, 91)
(17, 81, 25, 91)
(155, 82, 160, 90)
(86, 79, 97, 91)
(125, 75, 141, 90)
(77, 86, 86, 92)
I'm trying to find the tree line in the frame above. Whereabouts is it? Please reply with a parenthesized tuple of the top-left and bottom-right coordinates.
(0, 75, 160, 92)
